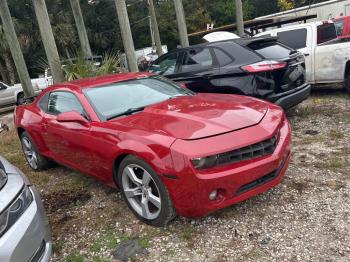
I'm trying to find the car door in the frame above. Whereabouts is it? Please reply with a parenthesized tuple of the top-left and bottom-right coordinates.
(148, 52, 182, 80)
(42, 91, 93, 171)
(276, 27, 313, 82)
(175, 47, 219, 93)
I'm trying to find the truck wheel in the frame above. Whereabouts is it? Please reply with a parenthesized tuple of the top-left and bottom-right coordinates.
(17, 93, 25, 105)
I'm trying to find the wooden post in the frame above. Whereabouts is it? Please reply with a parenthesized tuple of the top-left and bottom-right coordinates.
(69, 0, 92, 57)
(235, 0, 244, 37)
(114, 0, 138, 72)
(32, 0, 65, 83)
(147, 0, 163, 56)
(0, 0, 34, 97)
(173, 0, 189, 47)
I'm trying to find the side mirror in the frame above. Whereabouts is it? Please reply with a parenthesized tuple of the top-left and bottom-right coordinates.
(56, 111, 89, 125)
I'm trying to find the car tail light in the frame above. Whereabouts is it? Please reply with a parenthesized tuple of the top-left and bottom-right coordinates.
(241, 60, 287, 73)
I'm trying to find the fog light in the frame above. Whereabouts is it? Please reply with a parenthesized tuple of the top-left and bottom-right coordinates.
(209, 190, 218, 201)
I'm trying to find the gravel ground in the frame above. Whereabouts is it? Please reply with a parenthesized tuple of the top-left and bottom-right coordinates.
(1, 88, 349, 262)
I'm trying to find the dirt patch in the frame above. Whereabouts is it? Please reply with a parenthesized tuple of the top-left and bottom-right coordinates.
(43, 190, 92, 213)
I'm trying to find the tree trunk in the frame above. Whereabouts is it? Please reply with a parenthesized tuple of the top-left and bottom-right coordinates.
(3, 52, 16, 85)
(0, 59, 10, 84)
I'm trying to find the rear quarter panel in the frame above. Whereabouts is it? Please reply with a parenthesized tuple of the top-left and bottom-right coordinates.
(314, 42, 350, 82)
(15, 103, 48, 153)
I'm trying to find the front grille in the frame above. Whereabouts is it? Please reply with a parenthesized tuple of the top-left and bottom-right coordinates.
(236, 156, 287, 195)
(216, 132, 278, 167)
(30, 240, 46, 262)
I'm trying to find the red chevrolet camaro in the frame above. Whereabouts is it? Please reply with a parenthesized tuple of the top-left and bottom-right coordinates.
(15, 73, 291, 226)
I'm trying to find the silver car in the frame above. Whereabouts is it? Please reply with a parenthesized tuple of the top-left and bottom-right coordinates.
(0, 156, 51, 262)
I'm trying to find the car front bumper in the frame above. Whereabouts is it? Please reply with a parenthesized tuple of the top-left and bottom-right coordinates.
(0, 186, 52, 262)
(163, 109, 291, 218)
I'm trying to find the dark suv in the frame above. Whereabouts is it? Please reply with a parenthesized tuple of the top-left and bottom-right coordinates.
(147, 36, 311, 109)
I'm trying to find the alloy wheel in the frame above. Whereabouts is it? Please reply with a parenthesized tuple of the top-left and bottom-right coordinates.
(22, 137, 38, 169)
(122, 164, 161, 220)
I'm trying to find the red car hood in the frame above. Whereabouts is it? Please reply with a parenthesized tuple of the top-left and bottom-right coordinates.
(109, 94, 268, 140)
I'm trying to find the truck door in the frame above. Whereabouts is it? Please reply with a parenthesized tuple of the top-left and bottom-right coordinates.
(314, 23, 345, 82)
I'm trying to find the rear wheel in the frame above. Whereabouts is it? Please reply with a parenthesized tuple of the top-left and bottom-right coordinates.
(345, 66, 350, 93)
(20, 132, 52, 171)
(117, 155, 176, 227)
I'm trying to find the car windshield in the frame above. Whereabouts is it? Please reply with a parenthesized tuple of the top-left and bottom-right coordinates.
(84, 76, 194, 121)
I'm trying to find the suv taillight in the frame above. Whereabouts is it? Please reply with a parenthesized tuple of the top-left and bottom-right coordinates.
(241, 60, 287, 73)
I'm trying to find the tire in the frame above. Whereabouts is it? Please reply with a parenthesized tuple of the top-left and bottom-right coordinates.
(345, 77, 350, 93)
(117, 155, 176, 227)
(20, 131, 52, 171)
(17, 92, 25, 105)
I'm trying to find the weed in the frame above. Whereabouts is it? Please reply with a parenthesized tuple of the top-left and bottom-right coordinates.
(65, 252, 84, 262)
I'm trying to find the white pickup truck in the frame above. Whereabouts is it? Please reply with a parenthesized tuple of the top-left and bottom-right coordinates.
(0, 81, 43, 108)
(256, 21, 350, 92)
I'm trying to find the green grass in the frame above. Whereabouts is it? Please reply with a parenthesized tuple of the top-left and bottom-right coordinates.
(314, 158, 349, 170)
(329, 129, 344, 140)
(65, 252, 84, 262)
(52, 239, 65, 254)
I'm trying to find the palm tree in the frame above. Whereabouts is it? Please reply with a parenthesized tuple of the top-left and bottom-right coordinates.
(0, 25, 17, 85)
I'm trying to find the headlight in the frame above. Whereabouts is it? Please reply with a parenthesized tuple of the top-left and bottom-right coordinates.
(191, 155, 218, 170)
(191, 131, 279, 170)
(0, 186, 33, 237)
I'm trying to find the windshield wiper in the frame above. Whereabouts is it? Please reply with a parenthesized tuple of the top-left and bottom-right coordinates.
(107, 106, 145, 120)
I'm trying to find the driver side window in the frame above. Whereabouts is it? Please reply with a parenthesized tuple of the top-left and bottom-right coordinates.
(149, 52, 179, 76)
(48, 91, 84, 115)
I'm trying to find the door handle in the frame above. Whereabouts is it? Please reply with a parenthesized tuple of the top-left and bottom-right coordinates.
(303, 53, 310, 57)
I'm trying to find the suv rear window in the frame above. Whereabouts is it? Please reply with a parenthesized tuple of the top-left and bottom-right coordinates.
(248, 42, 292, 59)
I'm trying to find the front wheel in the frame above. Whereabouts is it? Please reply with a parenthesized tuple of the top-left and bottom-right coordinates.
(117, 155, 176, 227)
(20, 131, 52, 171)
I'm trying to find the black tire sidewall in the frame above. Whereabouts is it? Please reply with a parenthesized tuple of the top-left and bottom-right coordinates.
(117, 155, 175, 227)
(20, 131, 49, 171)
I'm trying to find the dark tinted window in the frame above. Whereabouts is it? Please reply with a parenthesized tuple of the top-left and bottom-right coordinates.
(317, 23, 337, 44)
(182, 48, 213, 72)
(213, 48, 232, 66)
(149, 52, 179, 76)
(215, 41, 261, 66)
(277, 29, 307, 49)
(249, 42, 292, 59)
(0, 82, 7, 90)
(48, 91, 84, 115)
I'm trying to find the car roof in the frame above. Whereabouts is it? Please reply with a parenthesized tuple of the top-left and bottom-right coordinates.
(49, 72, 154, 90)
(163, 36, 277, 55)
